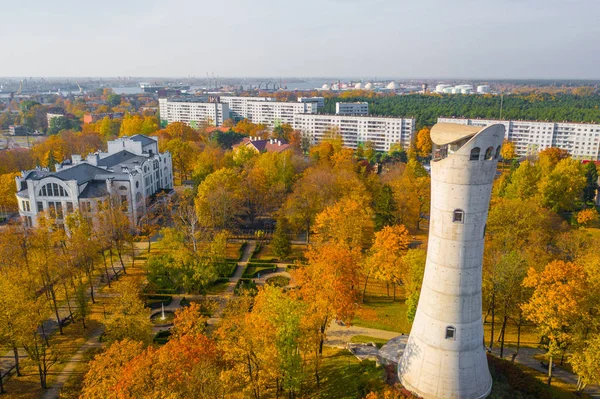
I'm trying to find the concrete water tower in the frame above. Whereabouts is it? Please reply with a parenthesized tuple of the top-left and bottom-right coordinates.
(398, 123, 505, 399)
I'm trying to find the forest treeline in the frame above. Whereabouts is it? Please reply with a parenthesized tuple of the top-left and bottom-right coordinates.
(324, 94, 600, 129)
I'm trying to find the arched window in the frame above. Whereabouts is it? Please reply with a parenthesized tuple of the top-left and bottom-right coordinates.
(485, 146, 494, 160)
(118, 185, 127, 190)
(470, 147, 480, 161)
(453, 209, 464, 223)
(135, 192, 143, 203)
(445, 326, 456, 340)
(495, 145, 502, 160)
(38, 183, 68, 197)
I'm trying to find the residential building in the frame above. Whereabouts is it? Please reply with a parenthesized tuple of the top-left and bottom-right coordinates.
(232, 137, 291, 153)
(293, 114, 415, 152)
(297, 96, 325, 109)
(158, 97, 230, 127)
(438, 117, 600, 160)
(220, 96, 316, 126)
(15, 135, 173, 228)
(335, 102, 369, 116)
(399, 123, 504, 399)
(83, 112, 124, 124)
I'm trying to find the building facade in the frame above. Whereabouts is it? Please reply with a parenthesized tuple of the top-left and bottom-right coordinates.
(398, 123, 504, 399)
(439, 117, 600, 160)
(159, 98, 230, 127)
(293, 114, 415, 152)
(297, 96, 325, 109)
(15, 135, 173, 228)
(335, 102, 369, 116)
(220, 96, 317, 126)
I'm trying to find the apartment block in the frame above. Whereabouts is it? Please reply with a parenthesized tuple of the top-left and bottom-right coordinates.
(335, 102, 369, 116)
(438, 117, 600, 160)
(159, 98, 230, 127)
(294, 114, 415, 152)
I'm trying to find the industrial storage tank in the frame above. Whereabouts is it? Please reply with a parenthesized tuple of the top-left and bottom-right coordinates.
(387, 81, 397, 90)
(477, 85, 491, 94)
(365, 82, 374, 90)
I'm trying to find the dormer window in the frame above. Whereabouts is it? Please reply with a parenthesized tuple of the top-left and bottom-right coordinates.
(453, 209, 464, 223)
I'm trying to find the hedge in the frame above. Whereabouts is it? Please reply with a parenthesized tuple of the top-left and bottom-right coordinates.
(234, 278, 258, 296)
(145, 295, 173, 309)
(242, 264, 277, 278)
(218, 262, 238, 277)
(153, 330, 171, 345)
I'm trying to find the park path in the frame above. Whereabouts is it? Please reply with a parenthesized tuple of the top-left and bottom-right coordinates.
(0, 252, 127, 384)
(40, 327, 105, 399)
(206, 241, 255, 325)
(325, 323, 600, 398)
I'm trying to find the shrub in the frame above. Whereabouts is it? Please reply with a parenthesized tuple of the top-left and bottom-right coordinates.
(234, 279, 258, 296)
(238, 241, 248, 260)
(242, 264, 277, 278)
(153, 330, 171, 345)
(145, 295, 173, 309)
(266, 276, 290, 288)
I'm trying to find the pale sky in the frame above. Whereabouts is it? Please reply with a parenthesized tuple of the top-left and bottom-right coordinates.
(2, 0, 599, 79)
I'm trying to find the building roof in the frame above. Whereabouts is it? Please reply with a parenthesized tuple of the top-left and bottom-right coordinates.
(233, 137, 291, 153)
(52, 163, 113, 184)
(97, 150, 144, 168)
(430, 123, 482, 145)
(79, 180, 109, 198)
(129, 134, 157, 146)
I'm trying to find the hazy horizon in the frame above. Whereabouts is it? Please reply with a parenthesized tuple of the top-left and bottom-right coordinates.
(3, 0, 600, 79)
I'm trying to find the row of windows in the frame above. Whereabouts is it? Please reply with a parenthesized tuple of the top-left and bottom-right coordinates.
(39, 183, 68, 197)
(469, 146, 501, 161)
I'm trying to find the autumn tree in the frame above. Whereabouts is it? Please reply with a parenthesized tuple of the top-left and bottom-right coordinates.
(577, 208, 599, 227)
(314, 197, 374, 250)
(582, 161, 599, 204)
(195, 168, 245, 229)
(403, 248, 427, 323)
(81, 339, 146, 399)
(571, 334, 600, 393)
(415, 127, 432, 158)
(104, 278, 152, 344)
(522, 260, 589, 385)
(500, 139, 516, 167)
(364, 225, 410, 300)
(292, 243, 362, 385)
(171, 302, 208, 339)
(538, 158, 586, 212)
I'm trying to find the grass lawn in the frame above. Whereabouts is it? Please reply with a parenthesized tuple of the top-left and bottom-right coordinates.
(313, 347, 385, 399)
(350, 335, 390, 349)
(205, 280, 231, 295)
(225, 241, 244, 260)
(254, 243, 277, 261)
(352, 280, 411, 333)
(483, 317, 540, 349)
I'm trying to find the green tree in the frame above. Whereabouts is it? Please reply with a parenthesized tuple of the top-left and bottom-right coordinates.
(538, 158, 586, 212)
(271, 218, 292, 260)
(583, 162, 598, 204)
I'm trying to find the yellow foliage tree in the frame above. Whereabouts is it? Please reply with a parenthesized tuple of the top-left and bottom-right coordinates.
(415, 127, 432, 158)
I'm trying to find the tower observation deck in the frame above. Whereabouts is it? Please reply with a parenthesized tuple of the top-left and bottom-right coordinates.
(398, 122, 505, 399)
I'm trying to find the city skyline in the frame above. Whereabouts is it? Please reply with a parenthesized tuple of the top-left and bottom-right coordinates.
(3, 0, 600, 79)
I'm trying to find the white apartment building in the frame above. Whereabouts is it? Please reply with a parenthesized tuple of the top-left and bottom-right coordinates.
(293, 114, 415, 152)
(438, 117, 600, 160)
(15, 135, 173, 228)
(219, 96, 272, 121)
(221, 96, 317, 127)
(159, 98, 230, 127)
(335, 102, 369, 116)
(297, 96, 325, 109)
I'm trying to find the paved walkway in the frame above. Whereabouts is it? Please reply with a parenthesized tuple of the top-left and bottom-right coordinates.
(324, 323, 600, 398)
(41, 327, 105, 399)
(0, 250, 127, 383)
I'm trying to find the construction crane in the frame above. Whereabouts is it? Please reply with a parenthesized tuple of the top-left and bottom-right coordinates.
(16, 80, 22, 95)
(76, 81, 83, 93)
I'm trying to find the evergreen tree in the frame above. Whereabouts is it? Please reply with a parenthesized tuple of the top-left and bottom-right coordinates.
(583, 162, 598, 204)
(271, 218, 291, 260)
(373, 184, 397, 231)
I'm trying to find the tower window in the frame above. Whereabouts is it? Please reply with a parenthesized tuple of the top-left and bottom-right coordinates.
(445, 326, 456, 340)
(453, 209, 464, 223)
(485, 147, 494, 160)
(470, 147, 480, 161)
(495, 145, 502, 159)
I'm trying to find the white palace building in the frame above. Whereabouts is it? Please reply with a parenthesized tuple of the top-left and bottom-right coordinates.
(15, 135, 173, 228)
